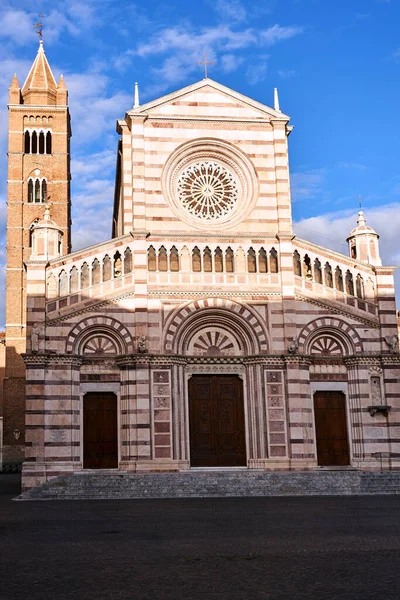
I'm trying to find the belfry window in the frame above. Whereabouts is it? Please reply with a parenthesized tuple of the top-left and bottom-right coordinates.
(24, 129, 52, 154)
(28, 178, 47, 203)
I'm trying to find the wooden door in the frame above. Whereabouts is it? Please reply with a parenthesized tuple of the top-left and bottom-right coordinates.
(83, 392, 118, 469)
(314, 391, 350, 466)
(189, 375, 246, 467)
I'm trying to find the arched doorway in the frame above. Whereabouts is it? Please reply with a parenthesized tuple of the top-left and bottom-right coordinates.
(83, 392, 118, 469)
(314, 391, 350, 466)
(189, 374, 246, 467)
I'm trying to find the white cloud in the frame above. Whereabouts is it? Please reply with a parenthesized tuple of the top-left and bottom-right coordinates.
(290, 169, 326, 201)
(137, 25, 256, 58)
(246, 62, 268, 85)
(337, 161, 367, 170)
(214, 0, 247, 23)
(220, 54, 244, 73)
(261, 24, 304, 45)
(135, 22, 304, 92)
(278, 69, 295, 78)
(0, 9, 36, 46)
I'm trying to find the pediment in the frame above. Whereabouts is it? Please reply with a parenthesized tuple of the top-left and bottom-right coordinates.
(128, 79, 289, 122)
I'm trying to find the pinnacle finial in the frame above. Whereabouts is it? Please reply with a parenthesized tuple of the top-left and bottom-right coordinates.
(274, 87, 281, 112)
(57, 74, 66, 89)
(134, 82, 140, 108)
(357, 210, 366, 227)
(43, 203, 52, 221)
(10, 73, 20, 89)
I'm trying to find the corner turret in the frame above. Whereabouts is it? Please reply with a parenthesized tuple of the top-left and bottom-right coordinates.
(30, 204, 63, 261)
(346, 210, 381, 266)
(9, 73, 21, 104)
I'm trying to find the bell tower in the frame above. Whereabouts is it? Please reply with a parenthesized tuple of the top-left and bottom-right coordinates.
(3, 41, 71, 466)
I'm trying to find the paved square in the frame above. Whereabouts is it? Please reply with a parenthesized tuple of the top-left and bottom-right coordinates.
(1, 476, 400, 600)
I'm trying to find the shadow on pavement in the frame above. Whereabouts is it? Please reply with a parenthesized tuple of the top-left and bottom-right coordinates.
(0, 473, 21, 498)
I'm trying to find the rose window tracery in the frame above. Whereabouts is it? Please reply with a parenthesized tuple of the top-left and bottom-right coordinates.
(177, 161, 239, 221)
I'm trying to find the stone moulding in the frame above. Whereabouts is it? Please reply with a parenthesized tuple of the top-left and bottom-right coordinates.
(295, 293, 379, 327)
(22, 352, 400, 369)
(149, 291, 282, 298)
(22, 353, 83, 367)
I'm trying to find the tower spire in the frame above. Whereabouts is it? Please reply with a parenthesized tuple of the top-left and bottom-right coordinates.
(21, 39, 57, 105)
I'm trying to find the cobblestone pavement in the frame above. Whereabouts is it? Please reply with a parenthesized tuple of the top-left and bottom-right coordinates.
(1, 476, 400, 600)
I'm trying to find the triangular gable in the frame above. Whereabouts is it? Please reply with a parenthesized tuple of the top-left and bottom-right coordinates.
(128, 79, 289, 121)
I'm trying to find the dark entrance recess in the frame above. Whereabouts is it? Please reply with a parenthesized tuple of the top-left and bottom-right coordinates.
(189, 374, 246, 467)
(314, 391, 350, 466)
(83, 392, 118, 469)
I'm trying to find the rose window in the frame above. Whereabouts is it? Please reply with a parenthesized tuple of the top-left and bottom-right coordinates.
(177, 161, 239, 221)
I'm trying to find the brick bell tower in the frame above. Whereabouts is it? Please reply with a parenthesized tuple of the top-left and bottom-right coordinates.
(3, 40, 71, 467)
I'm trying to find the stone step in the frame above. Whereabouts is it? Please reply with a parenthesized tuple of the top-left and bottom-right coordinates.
(16, 470, 400, 500)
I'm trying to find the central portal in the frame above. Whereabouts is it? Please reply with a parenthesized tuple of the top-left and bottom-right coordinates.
(189, 374, 246, 467)
(83, 392, 118, 469)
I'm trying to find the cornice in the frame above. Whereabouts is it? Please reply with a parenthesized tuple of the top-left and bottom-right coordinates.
(141, 231, 281, 242)
(138, 116, 275, 124)
(374, 266, 397, 274)
(284, 355, 313, 366)
(294, 293, 380, 327)
(344, 355, 400, 367)
(46, 291, 137, 324)
(23, 351, 400, 369)
(149, 290, 282, 298)
(22, 353, 82, 366)
(8, 105, 68, 111)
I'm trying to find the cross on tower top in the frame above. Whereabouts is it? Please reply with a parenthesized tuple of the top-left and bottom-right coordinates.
(197, 54, 214, 79)
(34, 13, 44, 41)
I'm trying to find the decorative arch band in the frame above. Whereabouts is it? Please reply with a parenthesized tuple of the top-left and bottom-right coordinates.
(65, 315, 133, 355)
(298, 316, 363, 356)
(163, 297, 269, 355)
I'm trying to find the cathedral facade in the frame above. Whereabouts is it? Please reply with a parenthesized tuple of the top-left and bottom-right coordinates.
(3, 43, 400, 491)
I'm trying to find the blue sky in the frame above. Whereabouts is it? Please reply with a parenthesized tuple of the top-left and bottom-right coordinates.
(1, 0, 400, 326)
